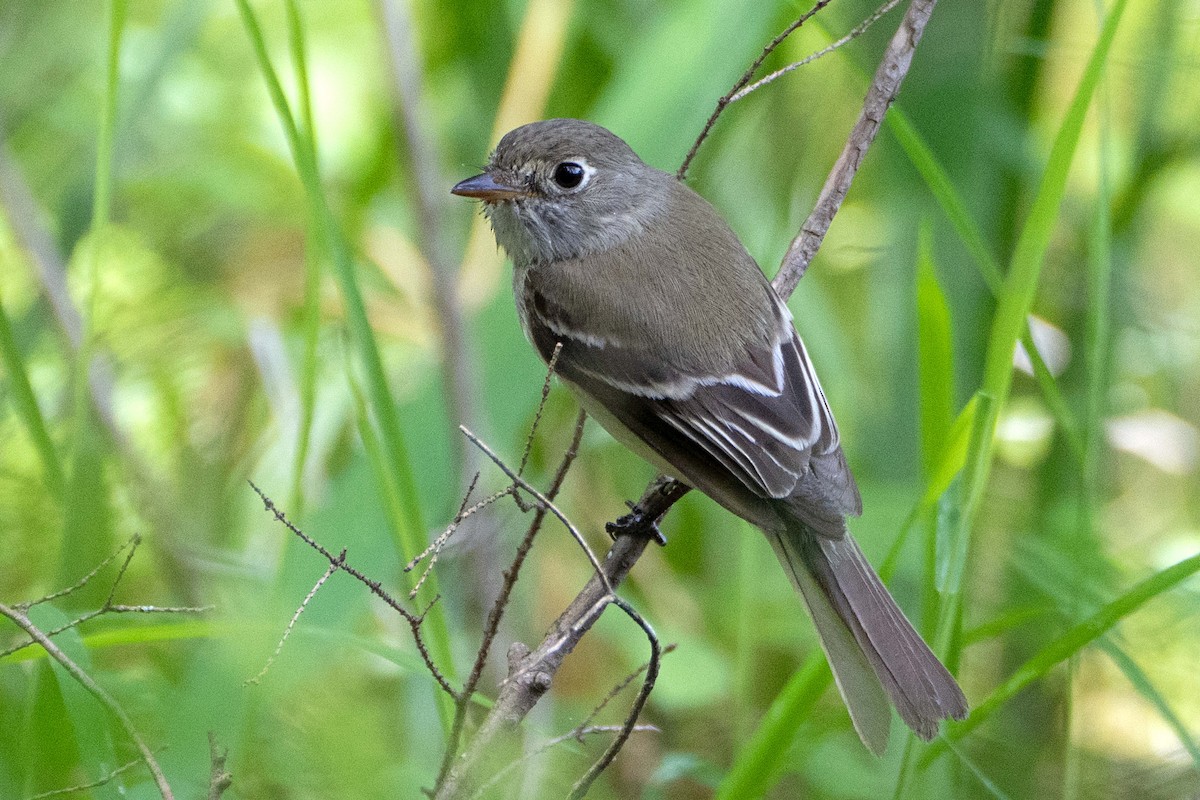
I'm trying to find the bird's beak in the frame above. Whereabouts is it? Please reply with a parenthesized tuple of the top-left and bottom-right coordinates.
(451, 172, 530, 202)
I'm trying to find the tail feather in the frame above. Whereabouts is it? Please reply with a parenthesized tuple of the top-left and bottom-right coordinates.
(768, 529, 892, 754)
(770, 523, 968, 752)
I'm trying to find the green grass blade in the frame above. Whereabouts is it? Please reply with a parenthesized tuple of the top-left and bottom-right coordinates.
(887, 110, 1003, 292)
(714, 654, 829, 800)
(0, 290, 66, 497)
(288, 236, 322, 518)
(888, 104, 1083, 463)
(922, 395, 979, 510)
(943, 736, 1014, 800)
(880, 395, 980, 582)
(937, 0, 1129, 660)
(234, 0, 456, 724)
(283, 0, 319, 519)
(284, 0, 316, 143)
(26, 605, 122, 800)
(346, 358, 407, 543)
(935, 393, 994, 601)
(1098, 638, 1200, 768)
(916, 219, 954, 474)
(977, 0, 1128, 419)
(91, 0, 127, 230)
(925, 550, 1200, 763)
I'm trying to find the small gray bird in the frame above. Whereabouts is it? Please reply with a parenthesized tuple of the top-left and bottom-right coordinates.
(452, 118, 967, 753)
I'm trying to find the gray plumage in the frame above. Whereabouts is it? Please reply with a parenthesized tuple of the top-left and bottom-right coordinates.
(452, 118, 967, 753)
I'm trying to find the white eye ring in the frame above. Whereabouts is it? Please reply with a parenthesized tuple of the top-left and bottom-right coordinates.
(551, 158, 595, 190)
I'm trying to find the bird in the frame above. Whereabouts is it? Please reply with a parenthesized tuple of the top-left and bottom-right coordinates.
(451, 118, 967, 753)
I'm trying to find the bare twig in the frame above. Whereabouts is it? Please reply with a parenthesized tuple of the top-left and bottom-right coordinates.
(728, 0, 904, 103)
(26, 534, 139, 609)
(0, 602, 175, 800)
(1, 535, 211, 661)
(435, 408, 588, 792)
(434, 479, 685, 798)
(517, 343, 564, 478)
(468, 725, 658, 800)
(774, 0, 939, 297)
(246, 557, 341, 685)
(250, 481, 458, 699)
(404, 473, 514, 599)
(579, 642, 678, 735)
(27, 757, 144, 799)
(677, 0, 831, 180)
(207, 732, 233, 800)
(460, 425, 610, 590)
(569, 596, 663, 800)
(0, 602, 213, 660)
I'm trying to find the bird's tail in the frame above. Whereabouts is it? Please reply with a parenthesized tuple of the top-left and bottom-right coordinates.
(766, 523, 968, 755)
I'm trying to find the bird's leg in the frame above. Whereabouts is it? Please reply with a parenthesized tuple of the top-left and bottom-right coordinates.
(605, 475, 690, 546)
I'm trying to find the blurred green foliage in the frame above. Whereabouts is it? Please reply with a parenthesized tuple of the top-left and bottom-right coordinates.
(1, 0, 1199, 798)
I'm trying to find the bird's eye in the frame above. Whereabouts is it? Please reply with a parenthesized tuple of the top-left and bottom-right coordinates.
(552, 161, 586, 189)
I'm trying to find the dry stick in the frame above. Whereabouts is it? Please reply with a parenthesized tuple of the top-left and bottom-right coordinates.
(249, 481, 458, 699)
(207, 732, 233, 800)
(245, 557, 340, 685)
(1, 536, 211, 661)
(28, 757, 144, 799)
(677, 0, 831, 180)
(460, 426, 611, 588)
(578, 642, 678, 736)
(434, 478, 686, 799)
(434, 409, 588, 793)
(405, 472, 484, 574)
(468, 725, 659, 800)
(517, 343, 564, 478)
(775, 0, 938, 297)
(436, 1, 940, 796)
(728, 0, 904, 103)
(568, 595, 662, 800)
(0, 602, 175, 800)
(26, 534, 139, 608)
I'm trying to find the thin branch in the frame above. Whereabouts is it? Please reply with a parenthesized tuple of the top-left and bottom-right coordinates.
(434, 479, 684, 799)
(729, 0, 904, 102)
(460, 425, 611, 591)
(207, 732, 233, 800)
(0, 603, 213, 660)
(677, 0, 832, 179)
(245, 556, 341, 685)
(0, 602, 175, 800)
(2, 535, 210, 661)
(517, 343, 563, 478)
(435, 408, 587, 792)
(27, 756, 144, 799)
(468, 725, 659, 800)
(569, 596, 663, 800)
(404, 473, 514, 600)
(774, 0, 939, 297)
(25, 534, 139, 609)
(579, 643, 677, 735)
(250, 481, 458, 699)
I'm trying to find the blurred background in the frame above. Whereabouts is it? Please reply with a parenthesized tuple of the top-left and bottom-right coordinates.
(1, 0, 1198, 797)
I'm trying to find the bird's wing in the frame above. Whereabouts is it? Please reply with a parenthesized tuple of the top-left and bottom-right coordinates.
(525, 280, 859, 528)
